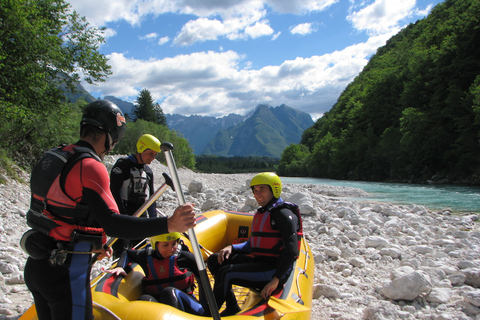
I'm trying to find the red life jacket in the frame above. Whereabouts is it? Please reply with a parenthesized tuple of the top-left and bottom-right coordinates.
(142, 248, 196, 296)
(250, 201, 303, 259)
(27, 144, 105, 247)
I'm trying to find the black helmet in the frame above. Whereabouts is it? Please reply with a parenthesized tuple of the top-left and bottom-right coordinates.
(81, 100, 126, 144)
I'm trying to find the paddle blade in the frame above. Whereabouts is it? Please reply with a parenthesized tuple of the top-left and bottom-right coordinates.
(267, 296, 310, 314)
(19, 304, 37, 320)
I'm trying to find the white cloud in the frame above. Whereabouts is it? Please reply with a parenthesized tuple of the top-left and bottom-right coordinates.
(415, 4, 434, 17)
(173, 18, 225, 46)
(68, 0, 141, 26)
(272, 31, 281, 40)
(69, 0, 333, 47)
(158, 36, 170, 45)
(347, 0, 416, 36)
(290, 22, 317, 35)
(82, 33, 390, 117)
(266, 0, 339, 14)
(103, 28, 117, 39)
(245, 21, 274, 38)
(140, 33, 158, 41)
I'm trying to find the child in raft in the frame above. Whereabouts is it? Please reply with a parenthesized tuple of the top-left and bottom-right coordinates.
(106, 232, 207, 316)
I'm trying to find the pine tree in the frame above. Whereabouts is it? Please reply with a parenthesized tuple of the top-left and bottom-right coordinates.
(133, 89, 167, 125)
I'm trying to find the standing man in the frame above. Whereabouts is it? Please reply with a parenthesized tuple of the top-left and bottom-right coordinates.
(110, 134, 160, 258)
(207, 172, 303, 316)
(21, 100, 196, 320)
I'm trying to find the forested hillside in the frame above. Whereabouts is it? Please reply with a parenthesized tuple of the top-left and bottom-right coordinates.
(280, 0, 480, 184)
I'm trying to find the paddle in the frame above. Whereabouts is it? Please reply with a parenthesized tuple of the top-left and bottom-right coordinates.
(161, 142, 221, 320)
(267, 296, 311, 314)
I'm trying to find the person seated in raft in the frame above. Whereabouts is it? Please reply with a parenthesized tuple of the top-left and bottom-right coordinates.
(207, 172, 303, 316)
(106, 232, 207, 316)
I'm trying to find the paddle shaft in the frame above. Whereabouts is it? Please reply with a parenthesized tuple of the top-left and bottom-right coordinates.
(161, 142, 221, 320)
(155, 208, 213, 256)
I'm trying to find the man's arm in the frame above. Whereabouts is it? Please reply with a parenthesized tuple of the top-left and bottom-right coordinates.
(272, 208, 299, 280)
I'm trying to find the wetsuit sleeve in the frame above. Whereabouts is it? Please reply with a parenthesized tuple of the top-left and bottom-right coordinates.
(110, 158, 130, 215)
(146, 166, 156, 218)
(232, 240, 251, 253)
(116, 250, 129, 268)
(74, 158, 170, 239)
(272, 208, 299, 280)
(177, 250, 199, 276)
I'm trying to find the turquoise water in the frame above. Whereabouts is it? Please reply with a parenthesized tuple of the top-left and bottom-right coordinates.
(281, 177, 480, 213)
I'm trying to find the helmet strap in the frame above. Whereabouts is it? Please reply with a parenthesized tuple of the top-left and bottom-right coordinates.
(138, 151, 145, 164)
(104, 132, 115, 154)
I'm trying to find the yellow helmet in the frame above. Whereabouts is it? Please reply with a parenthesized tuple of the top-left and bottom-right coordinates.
(150, 232, 181, 248)
(137, 134, 161, 153)
(250, 172, 282, 198)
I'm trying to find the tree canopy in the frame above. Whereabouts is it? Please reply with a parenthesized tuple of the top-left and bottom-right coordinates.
(133, 89, 167, 126)
(0, 0, 111, 167)
(0, 0, 194, 173)
(279, 0, 480, 184)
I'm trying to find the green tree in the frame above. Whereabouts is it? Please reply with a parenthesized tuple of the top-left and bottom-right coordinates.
(0, 0, 110, 108)
(278, 144, 310, 176)
(0, 0, 111, 169)
(133, 89, 167, 126)
(113, 120, 195, 169)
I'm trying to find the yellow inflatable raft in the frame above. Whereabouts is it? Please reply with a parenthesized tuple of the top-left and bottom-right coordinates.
(21, 210, 314, 319)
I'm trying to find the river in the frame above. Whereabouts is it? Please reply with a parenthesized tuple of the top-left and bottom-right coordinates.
(281, 177, 480, 213)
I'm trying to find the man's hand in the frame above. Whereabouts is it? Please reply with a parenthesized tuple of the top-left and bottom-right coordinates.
(167, 202, 196, 233)
(261, 277, 279, 300)
(217, 245, 233, 265)
(94, 246, 112, 260)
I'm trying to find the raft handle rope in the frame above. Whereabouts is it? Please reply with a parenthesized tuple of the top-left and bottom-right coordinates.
(293, 239, 311, 304)
(92, 301, 122, 320)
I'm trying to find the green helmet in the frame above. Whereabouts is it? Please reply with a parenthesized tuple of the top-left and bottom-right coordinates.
(137, 134, 161, 153)
(81, 100, 126, 144)
(150, 232, 181, 248)
(250, 172, 282, 198)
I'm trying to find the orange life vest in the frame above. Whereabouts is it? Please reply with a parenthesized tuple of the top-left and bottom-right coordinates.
(142, 248, 196, 296)
(250, 201, 303, 259)
(27, 144, 105, 247)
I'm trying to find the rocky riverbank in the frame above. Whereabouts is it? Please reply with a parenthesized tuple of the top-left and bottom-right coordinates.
(1, 156, 480, 319)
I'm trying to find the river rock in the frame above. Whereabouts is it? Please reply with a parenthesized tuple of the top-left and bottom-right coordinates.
(382, 270, 432, 300)
(1, 156, 480, 320)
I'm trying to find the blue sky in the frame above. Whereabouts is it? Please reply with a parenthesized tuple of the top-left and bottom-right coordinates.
(70, 0, 444, 120)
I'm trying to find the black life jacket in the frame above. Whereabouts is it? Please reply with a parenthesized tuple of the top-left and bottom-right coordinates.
(142, 247, 196, 296)
(27, 144, 105, 245)
(117, 156, 151, 204)
(250, 201, 303, 259)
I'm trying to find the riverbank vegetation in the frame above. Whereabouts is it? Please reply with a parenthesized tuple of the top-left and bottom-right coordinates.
(195, 155, 278, 174)
(279, 0, 480, 185)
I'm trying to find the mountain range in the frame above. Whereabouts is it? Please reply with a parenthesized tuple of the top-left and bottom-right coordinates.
(68, 86, 314, 158)
(202, 104, 313, 158)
